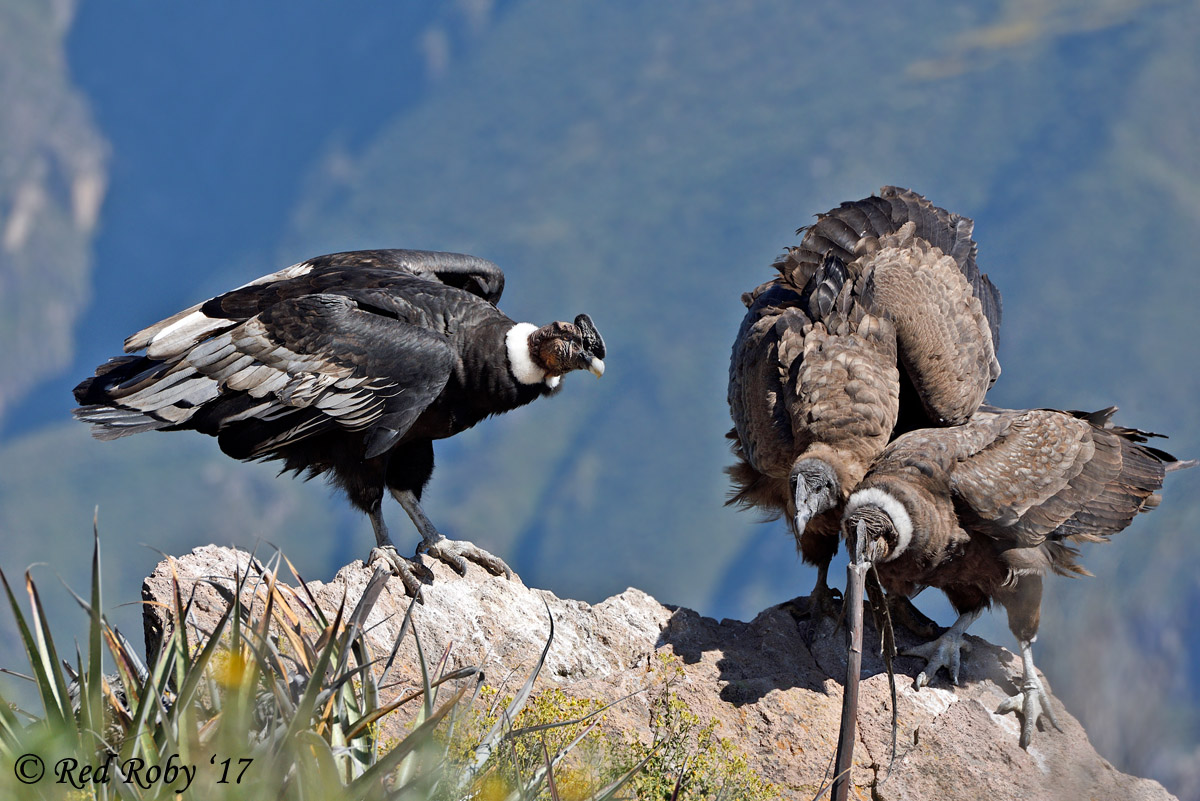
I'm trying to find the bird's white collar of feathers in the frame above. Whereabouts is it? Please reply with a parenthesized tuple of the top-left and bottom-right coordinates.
(507, 323, 561, 389)
(846, 487, 913, 560)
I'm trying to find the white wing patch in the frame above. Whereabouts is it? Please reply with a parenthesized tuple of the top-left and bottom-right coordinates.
(125, 259, 316, 354)
(142, 310, 232, 359)
(110, 307, 398, 445)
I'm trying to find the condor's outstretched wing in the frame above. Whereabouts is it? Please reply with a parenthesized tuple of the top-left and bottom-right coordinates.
(866, 405, 1185, 576)
(75, 290, 456, 460)
(777, 187, 1000, 343)
(856, 222, 999, 425)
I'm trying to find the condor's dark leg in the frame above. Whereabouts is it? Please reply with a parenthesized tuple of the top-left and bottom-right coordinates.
(367, 504, 434, 597)
(994, 575, 1061, 748)
(332, 448, 432, 596)
(886, 594, 941, 640)
(386, 440, 513, 580)
(799, 523, 842, 629)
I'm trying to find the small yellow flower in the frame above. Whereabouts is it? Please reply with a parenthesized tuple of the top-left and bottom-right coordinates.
(212, 650, 252, 688)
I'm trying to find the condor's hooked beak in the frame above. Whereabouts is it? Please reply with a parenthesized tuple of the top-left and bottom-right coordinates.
(793, 496, 821, 536)
(832, 520, 875, 801)
(574, 313, 605, 378)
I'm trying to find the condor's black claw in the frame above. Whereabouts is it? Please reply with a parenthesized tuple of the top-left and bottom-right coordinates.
(368, 545, 431, 599)
(419, 537, 514, 580)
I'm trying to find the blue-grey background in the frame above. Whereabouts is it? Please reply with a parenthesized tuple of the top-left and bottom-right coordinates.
(1, 0, 1197, 795)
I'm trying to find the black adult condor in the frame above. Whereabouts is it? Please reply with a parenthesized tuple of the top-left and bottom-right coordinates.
(74, 249, 606, 594)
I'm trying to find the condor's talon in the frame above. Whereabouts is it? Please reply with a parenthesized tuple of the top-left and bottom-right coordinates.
(902, 608, 981, 688)
(368, 545, 431, 598)
(906, 635, 968, 687)
(794, 565, 843, 645)
(392, 489, 513, 579)
(996, 679, 1059, 749)
(806, 579, 843, 619)
(418, 537, 514, 580)
(997, 639, 1061, 748)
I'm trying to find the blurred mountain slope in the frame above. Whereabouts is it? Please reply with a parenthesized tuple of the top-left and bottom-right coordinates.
(283, 0, 1028, 603)
(0, 422, 346, 599)
(0, 0, 106, 425)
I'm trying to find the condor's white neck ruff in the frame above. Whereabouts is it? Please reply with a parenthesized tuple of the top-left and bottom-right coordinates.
(846, 486, 913, 561)
(506, 323, 560, 389)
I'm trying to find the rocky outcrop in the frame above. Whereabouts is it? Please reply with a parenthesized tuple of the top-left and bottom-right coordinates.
(143, 545, 1175, 800)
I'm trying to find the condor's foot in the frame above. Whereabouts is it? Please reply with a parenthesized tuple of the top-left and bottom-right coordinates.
(808, 580, 843, 620)
(798, 574, 843, 646)
(903, 608, 982, 688)
(393, 488, 514, 580)
(418, 536, 514, 580)
(996, 639, 1061, 749)
(368, 545, 434, 598)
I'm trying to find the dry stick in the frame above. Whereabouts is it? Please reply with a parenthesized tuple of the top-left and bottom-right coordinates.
(832, 560, 869, 801)
(866, 566, 899, 779)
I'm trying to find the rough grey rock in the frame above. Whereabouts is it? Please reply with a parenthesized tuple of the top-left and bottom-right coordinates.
(143, 545, 1175, 800)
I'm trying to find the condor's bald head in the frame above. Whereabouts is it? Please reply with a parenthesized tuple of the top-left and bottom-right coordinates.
(842, 486, 915, 564)
(530, 314, 606, 378)
(507, 314, 606, 388)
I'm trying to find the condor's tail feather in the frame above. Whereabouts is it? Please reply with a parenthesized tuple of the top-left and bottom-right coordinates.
(73, 404, 172, 439)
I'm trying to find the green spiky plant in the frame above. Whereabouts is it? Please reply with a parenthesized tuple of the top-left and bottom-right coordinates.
(0, 521, 649, 801)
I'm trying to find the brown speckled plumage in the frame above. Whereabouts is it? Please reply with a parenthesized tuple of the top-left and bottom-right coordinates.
(847, 405, 1187, 631)
(837, 405, 1191, 754)
(726, 187, 1002, 586)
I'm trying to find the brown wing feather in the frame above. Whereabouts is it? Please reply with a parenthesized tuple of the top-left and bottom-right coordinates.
(771, 188, 1001, 429)
(877, 186, 1001, 346)
(866, 410, 1006, 484)
(727, 282, 804, 481)
(950, 408, 1176, 574)
(781, 296, 899, 476)
(950, 410, 1096, 539)
(861, 222, 1000, 425)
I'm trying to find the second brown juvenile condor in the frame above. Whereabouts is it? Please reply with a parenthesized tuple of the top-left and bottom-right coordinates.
(74, 249, 606, 594)
(727, 187, 1002, 616)
(838, 405, 1193, 751)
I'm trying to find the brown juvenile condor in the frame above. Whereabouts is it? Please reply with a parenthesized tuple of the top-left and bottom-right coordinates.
(74, 249, 606, 594)
(727, 187, 1002, 617)
(839, 405, 1193, 752)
